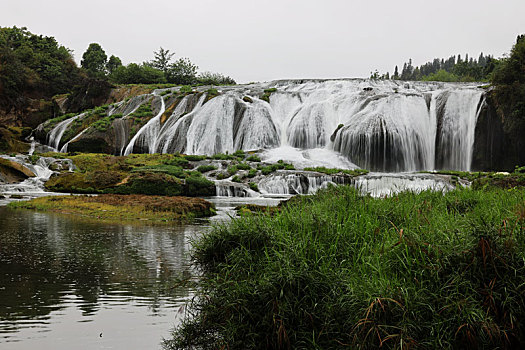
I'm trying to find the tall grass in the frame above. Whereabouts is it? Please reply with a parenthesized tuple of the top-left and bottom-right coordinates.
(165, 186, 525, 349)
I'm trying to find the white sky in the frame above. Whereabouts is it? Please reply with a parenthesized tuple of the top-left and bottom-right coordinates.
(1, 0, 524, 83)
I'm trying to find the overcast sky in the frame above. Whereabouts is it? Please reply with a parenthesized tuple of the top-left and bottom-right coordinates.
(1, 0, 524, 83)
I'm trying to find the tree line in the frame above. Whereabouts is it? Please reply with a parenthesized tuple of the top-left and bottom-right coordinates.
(0, 26, 236, 111)
(81, 43, 235, 85)
(371, 52, 498, 82)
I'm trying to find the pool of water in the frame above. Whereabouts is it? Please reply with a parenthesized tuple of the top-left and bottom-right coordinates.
(0, 196, 284, 349)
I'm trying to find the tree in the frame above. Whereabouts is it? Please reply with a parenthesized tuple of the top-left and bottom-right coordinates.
(106, 55, 122, 75)
(151, 47, 174, 74)
(81, 43, 107, 78)
(197, 71, 236, 85)
(167, 58, 198, 84)
(393, 66, 399, 80)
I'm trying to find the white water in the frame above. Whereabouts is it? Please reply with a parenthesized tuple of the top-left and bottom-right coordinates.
(42, 79, 485, 172)
(47, 113, 84, 150)
(0, 155, 73, 204)
(123, 94, 166, 155)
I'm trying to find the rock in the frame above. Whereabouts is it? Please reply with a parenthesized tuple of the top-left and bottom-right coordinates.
(0, 158, 36, 183)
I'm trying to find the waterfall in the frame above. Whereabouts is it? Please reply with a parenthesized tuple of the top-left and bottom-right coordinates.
(123, 94, 166, 155)
(40, 79, 486, 172)
(258, 171, 349, 195)
(47, 113, 84, 150)
(435, 90, 484, 170)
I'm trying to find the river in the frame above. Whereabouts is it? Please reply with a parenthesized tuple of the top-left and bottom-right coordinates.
(0, 197, 283, 350)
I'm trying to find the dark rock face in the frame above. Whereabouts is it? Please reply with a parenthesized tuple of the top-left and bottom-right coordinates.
(471, 92, 524, 172)
(471, 94, 507, 171)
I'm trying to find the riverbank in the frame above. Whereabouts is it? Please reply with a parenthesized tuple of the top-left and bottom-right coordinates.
(8, 194, 215, 223)
(165, 185, 525, 349)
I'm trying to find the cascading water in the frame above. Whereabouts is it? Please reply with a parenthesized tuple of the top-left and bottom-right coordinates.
(47, 113, 84, 150)
(0, 155, 74, 202)
(41, 79, 485, 172)
(123, 94, 166, 155)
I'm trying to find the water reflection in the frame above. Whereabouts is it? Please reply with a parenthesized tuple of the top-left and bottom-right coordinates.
(0, 196, 282, 349)
(0, 207, 203, 348)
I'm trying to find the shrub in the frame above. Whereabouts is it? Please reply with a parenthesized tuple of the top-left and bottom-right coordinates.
(247, 168, 257, 178)
(197, 165, 217, 173)
(246, 155, 261, 162)
(184, 154, 207, 161)
(179, 85, 193, 93)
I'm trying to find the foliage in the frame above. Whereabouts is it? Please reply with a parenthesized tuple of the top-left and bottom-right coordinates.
(166, 58, 198, 85)
(421, 69, 460, 82)
(81, 43, 107, 78)
(248, 182, 259, 192)
(106, 55, 122, 74)
(0, 26, 81, 108)
(246, 154, 261, 162)
(165, 186, 525, 349)
(179, 85, 193, 93)
(197, 71, 236, 85)
(197, 165, 217, 173)
(374, 53, 498, 82)
(258, 160, 295, 175)
(110, 63, 166, 84)
(149, 47, 175, 74)
(184, 154, 206, 161)
(261, 88, 277, 102)
(491, 34, 525, 166)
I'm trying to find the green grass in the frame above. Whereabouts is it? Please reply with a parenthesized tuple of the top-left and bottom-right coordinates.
(246, 154, 261, 162)
(196, 165, 217, 173)
(258, 160, 295, 175)
(165, 186, 525, 349)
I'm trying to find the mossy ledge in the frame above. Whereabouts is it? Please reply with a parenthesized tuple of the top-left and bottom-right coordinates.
(8, 194, 215, 223)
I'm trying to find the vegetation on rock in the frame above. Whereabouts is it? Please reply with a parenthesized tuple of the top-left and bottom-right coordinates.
(8, 194, 214, 222)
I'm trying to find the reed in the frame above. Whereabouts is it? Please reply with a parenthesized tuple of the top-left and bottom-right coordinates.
(165, 186, 525, 349)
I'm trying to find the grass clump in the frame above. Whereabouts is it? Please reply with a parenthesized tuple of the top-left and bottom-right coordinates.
(258, 160, 295, 175)
(248, 182, 259, 192)
(246, 154, 261, 162)
(184, 154, 207, 161)
(165, 186, 525, 349)
(196, 165, 217, 173)
(179, 85, 193, 93)
(261, 87, 277, 103)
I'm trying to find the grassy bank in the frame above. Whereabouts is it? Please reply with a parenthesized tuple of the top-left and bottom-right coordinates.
(165, 186, 525, 349)
(8, 194, 214, 223)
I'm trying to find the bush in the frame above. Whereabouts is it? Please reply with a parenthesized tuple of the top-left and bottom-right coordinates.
(246, 155, 261, 162)
(247, 168, 257, 178)
(179, 85, 193, 93)
(197, 165, 217, 173)
(184, 154, 207, 161)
